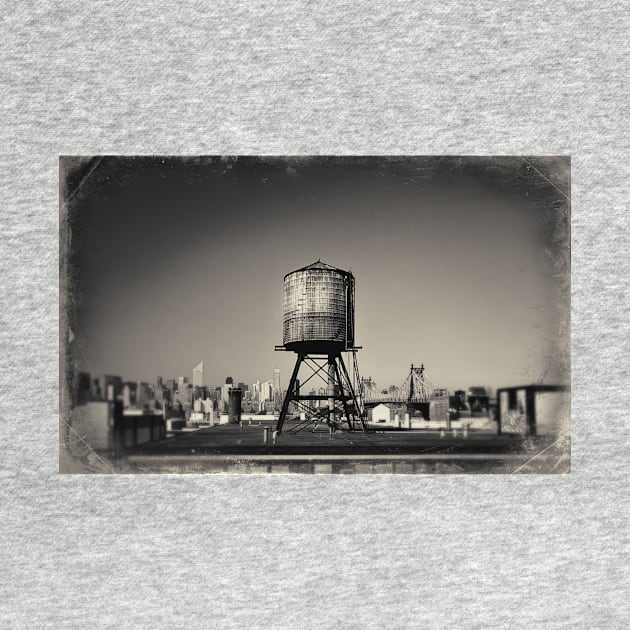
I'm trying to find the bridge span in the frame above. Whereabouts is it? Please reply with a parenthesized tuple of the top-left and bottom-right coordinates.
(361, 364, 448, 409)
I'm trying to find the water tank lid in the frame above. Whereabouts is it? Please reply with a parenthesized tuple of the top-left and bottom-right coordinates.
(284, 259, 352, 279)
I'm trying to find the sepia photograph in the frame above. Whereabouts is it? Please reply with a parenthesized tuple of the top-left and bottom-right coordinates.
(60, 155, 570, 474)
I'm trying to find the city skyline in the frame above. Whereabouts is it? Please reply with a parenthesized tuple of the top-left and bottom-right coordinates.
(62, 156, 569, 393)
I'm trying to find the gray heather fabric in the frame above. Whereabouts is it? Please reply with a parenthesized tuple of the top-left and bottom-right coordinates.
(1, 1, 629, 628)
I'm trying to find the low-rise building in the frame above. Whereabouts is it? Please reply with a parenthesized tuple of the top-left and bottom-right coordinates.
(370, 403, 393, 424)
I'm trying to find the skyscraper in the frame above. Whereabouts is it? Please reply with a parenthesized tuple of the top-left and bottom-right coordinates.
(221, 382, 232, 413)
(273, 366, 280, 397)
(193, 361, 204, 388)
(252, 380, 261, 401)
(176, 376, 192, 408)
(260, 380, 274, 403)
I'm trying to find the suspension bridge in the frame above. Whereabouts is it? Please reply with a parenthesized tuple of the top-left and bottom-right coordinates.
(361, 364, 448, 406)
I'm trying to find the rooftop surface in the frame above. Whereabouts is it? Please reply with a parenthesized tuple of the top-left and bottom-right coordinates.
(115, 420, 569, 474)
(136, 421, 520, 456)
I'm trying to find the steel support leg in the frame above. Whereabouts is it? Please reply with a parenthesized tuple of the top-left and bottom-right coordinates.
(276, 353, 303, 434)
(333, 358, 353, 430)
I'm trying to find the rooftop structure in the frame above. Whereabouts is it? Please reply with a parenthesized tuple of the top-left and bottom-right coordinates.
(276, 260, 365, 434)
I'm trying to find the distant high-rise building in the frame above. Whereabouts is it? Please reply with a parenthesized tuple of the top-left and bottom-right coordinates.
(193, 385, 207, 401)
(137, 382, 153, 409)
(98, 375, 122, 401)
(193, 361, 204, 388)
(273, 367, 280, 397)
(175, 377, 192, 407)
(122, 382, 138, 408)
(260, 380, 274, 403)
(225, 376, 233, 385)
(251, 380, 261, 401)
(221, 382, 234, 412)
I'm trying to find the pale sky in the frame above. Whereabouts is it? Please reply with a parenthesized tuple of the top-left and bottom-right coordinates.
(63, 156, 570, 392)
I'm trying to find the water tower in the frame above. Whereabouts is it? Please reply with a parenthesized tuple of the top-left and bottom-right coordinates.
(275, 260, 367, 434)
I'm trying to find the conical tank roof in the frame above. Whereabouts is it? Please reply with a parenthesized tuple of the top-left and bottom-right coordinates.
(284, 259, 352, 279)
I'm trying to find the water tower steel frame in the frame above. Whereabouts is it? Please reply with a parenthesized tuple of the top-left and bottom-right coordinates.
(275, 261, 367, 434)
